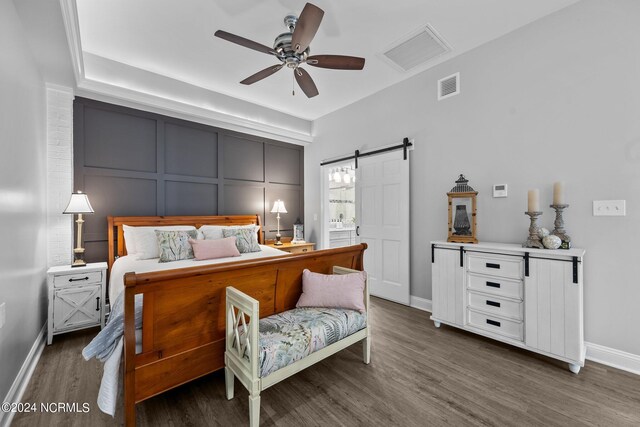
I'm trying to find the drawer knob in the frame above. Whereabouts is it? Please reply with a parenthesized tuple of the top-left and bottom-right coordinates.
(486, 319, 501, 327)
(69, 276, 89, 282)
(486, 300, 501, 308)
(302, 248, 307, 252)
(486, 281, 501, 288)
(486, 263, 501, 269)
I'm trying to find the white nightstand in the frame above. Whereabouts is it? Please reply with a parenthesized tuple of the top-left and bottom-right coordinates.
(47, 262, 107, 345)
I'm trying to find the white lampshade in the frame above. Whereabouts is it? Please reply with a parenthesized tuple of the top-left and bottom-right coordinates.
(63, 191, 94, 214)
(270, 199, 287, 214)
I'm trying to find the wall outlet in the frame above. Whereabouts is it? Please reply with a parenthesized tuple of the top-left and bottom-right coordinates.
(593, 200, 626, 216)
(0, 302, 5, 329)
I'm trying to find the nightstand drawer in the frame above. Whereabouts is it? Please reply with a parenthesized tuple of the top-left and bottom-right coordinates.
(285, 245, 313, 254)
(467, 253, 523, 280)
(54, 271, 102, 288)
(467, 309, 523, 342)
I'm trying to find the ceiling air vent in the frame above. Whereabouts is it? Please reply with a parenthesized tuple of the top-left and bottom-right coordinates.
(438, 72, 460, 100)
(382, 24, 451, 72)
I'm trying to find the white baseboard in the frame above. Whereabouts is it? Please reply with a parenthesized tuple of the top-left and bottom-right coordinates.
(0, 324, 46, 427)
(410, 296, 432, 313)
(586, 342, 640, 376)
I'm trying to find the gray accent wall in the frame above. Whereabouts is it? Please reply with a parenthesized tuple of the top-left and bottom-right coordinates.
(305, 0, 640, 357)
(74, 98, 304, 262)
(0, 0, 48, 408)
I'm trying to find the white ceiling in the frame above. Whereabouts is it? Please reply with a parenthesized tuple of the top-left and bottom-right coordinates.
(75, 0, 579, 121)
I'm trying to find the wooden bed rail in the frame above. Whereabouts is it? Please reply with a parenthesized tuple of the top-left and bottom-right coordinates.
(122, 243, 367, 426)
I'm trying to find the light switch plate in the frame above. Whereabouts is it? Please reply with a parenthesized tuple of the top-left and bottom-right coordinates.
(593, 200, 626, 216)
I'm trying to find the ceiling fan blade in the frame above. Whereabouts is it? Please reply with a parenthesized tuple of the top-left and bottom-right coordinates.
(307, 55, 365, 70)
(214, 30, 275, 55)
(291, 3, 324, 53)
(240, 65, 284, 85)
(294, 68, 319, 98)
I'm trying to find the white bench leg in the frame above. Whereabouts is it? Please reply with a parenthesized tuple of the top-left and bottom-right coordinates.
(225, 367, 234, 400)
(363, 336, 371, 364)
(249, 393, 260, 427)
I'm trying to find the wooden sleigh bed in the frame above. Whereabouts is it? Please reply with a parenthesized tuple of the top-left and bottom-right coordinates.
(107, 215, 367, 426)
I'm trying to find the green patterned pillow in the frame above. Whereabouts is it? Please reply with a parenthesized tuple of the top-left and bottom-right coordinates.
(222, 227, 261, 253)
(155, 230, 198, 262)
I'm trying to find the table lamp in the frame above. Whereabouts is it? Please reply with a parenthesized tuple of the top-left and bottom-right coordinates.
(270, 199, 287, 246)
(63, 191, 94, 267)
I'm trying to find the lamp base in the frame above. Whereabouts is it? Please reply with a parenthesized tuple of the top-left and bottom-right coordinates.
(274, 235, 283, 246)
(71, 248, 87, 268)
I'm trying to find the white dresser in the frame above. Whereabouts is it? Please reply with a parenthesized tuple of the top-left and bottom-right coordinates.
(47, 262, 107, 345)
(430, 241, 585, 373)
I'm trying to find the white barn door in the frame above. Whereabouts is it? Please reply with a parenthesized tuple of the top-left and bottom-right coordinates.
(356, 150, 410, 305)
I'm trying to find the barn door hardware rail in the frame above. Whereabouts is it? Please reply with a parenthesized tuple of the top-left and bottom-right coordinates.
(320, 137, 413, 168)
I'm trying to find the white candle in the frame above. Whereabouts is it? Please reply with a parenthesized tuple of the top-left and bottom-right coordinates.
(553, 181, 565, 205)
(528, 189, 540, 212)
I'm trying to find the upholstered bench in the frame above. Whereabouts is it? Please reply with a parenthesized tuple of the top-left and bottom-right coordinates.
(224, 266, 371, 427)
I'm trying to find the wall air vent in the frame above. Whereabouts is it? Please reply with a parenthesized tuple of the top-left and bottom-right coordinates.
(438, 72, 460, 100)
(381, 24, 451, 72)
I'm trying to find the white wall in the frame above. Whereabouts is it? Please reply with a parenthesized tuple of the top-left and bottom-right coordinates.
(0, 0, 48, 403)
(305, 0, 640, 356)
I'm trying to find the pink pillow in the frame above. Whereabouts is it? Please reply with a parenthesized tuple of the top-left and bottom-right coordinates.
(189, 237, 240, 261)
(296, 269, 366, 313)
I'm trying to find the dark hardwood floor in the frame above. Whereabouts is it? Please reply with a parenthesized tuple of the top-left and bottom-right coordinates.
(13, 297, 640, 426)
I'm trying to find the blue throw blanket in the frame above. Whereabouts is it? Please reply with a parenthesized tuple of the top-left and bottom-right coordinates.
(82, 293, 143, 362)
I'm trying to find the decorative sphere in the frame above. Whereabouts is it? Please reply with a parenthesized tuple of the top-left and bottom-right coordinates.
(542, 235, 562, 249)
(538, 228, 550, 239)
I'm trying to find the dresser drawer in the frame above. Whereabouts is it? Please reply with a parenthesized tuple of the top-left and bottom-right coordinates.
(467, 253, 523, 280)
(467, 309, 523, 342)
(54, 271, 102, 288)
(467, 291, 523, 321)
(467, 273, 523, 300)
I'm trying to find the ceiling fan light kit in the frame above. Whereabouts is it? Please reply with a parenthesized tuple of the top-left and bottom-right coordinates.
(214, 2, 365, 98)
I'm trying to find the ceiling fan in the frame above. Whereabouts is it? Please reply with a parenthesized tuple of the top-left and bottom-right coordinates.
(214, 2, 365, 98)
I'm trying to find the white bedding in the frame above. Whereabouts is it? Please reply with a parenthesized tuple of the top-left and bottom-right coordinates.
(109, 244, 289, 302)
(97, 245, 289, 416)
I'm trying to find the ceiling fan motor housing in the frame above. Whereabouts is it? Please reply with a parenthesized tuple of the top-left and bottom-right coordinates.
(274, 32, 309, 68)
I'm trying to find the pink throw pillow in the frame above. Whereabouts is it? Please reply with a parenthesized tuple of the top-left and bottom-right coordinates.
(296, 269, 366, 313)
(189, 237, 240, 261)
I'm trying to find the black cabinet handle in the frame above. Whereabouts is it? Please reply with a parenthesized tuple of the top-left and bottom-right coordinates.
(486, 263, 501, 269)
(69, 276, 89, 282)
(486, 319, 501, 327)
(96, 296, 100, 311)
(486, 281, 501, 288)
(356, 226, 360, 236)
(486, 300, 501, 308)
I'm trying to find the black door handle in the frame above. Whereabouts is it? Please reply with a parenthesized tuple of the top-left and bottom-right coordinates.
(96, 296, 100, 311)
(356, 226, 360, 236)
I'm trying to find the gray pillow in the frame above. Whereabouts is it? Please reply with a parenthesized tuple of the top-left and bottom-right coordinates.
(155, 230, 198, 262)
(222, 228, 261, 253)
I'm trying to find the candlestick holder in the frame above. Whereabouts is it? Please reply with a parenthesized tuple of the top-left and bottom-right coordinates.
(550, 204, 571, 249)
(523, 211, 544, 249)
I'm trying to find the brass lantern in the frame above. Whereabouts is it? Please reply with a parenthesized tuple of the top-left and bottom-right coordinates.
(447, 174, 478, 244)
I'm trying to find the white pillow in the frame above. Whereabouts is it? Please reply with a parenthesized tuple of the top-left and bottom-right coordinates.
(199, 224, 259, 241)
(123, 225, 138, 255)
(124, 225, 197, 259)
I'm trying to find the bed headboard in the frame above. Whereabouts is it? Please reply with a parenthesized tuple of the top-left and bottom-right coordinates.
(107, 214, 263, 271)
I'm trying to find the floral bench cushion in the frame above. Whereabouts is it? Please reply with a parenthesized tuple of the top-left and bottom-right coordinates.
(257, 307, 366, 378)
